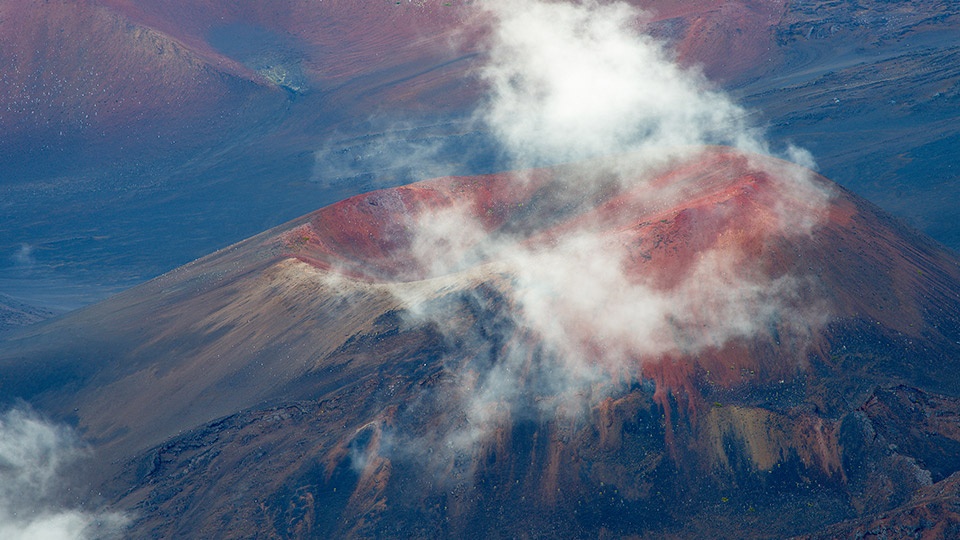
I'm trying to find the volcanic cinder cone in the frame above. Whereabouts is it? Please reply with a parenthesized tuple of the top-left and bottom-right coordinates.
(2, 147, 959, 538)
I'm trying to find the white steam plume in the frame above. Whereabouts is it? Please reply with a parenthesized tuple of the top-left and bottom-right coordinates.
(0, 408, 128, 540)
(342, 0, 832, 467)
(478, 0, 796, 166)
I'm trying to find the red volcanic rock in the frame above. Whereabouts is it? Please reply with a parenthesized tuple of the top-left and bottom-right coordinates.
(2, 147, 960, 538)
(0, 1, 248, 136)
(287, 149, 815, 279)
(641, 0, 787, 83)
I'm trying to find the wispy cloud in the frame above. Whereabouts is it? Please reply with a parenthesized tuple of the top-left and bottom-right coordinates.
(12, 244, 36, 268)
(320, 0, 832, 475)
(477, 0, 796, 167)
(0, 408, 128, 540)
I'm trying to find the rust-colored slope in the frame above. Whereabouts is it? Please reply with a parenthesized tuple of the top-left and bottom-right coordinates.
(0, 1, 261, 143)
(642, 0, 787, 83)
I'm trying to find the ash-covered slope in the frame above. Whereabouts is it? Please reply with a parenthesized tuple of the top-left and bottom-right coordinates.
(2, 147, 960, 537)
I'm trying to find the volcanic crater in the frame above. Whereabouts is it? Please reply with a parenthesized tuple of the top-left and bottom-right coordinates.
(2, 146, 960, 538)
